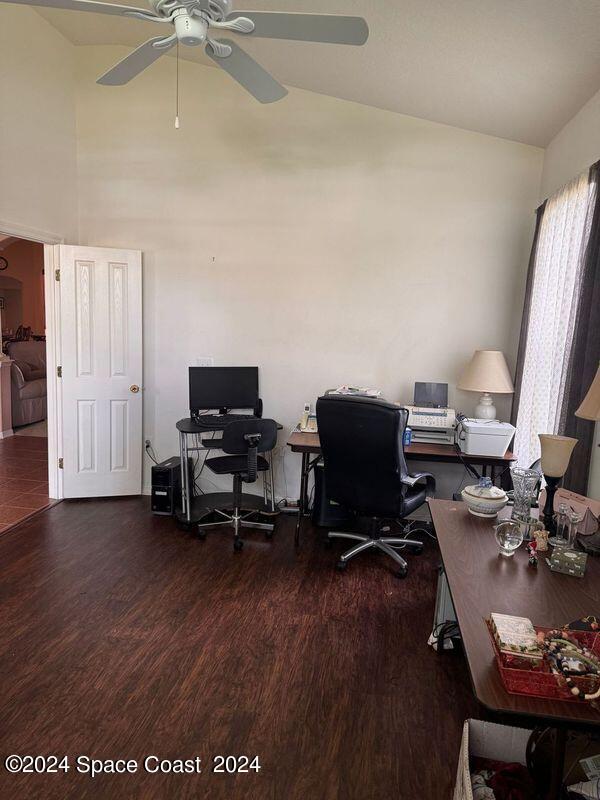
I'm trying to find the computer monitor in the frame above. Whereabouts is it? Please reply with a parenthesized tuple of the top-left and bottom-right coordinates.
(189, 367, 259, 413)
(414, 382, 448, 408)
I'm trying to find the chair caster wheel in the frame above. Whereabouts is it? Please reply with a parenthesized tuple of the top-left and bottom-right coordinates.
(234, 539, 244, 552)
(198, 531, 207, 541)
(265, 531, 273, 540)
(396, 566, 408, 579)
(412, 544, 424, 555)
(324, 538, 333, 549)
(336, 560, 347, 572)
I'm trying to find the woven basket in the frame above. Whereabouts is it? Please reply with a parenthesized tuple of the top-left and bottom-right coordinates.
(453, 719, 533, 800)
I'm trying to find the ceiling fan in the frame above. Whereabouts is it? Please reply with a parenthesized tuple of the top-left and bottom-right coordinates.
(3, 0, 369, 103)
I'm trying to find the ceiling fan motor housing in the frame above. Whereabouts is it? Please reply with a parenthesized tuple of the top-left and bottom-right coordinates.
(172, 8, 207, 45)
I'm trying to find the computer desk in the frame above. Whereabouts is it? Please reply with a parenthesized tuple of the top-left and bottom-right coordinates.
(177, 417, 282, 526)
(286, 430, 516, 546)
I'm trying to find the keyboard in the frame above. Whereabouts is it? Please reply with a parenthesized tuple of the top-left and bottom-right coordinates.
(192, 413, 255, 428)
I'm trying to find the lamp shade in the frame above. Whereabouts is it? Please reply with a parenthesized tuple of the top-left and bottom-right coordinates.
(538, 434, 578, 478)
(457, 350, 514, 394)
(576, 366, 600, 421)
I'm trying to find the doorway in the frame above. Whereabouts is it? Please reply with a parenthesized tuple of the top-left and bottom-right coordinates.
(0, 233, 54, 533)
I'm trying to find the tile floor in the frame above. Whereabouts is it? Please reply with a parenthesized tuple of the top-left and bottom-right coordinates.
(0, 435, 54, 534)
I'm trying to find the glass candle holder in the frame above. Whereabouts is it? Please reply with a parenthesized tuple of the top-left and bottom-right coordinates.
(548, 502, 569, 548)
(567, 510, 584, 550)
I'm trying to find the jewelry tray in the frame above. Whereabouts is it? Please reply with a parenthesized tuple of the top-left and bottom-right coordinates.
(486, 621, 600, 704)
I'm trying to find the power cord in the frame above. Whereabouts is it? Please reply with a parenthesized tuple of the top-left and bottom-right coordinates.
(193, 430, 217, 494)
(454, 416, 481, 481)
(385, 519, 437, 551)
(145, 441, 159, 465)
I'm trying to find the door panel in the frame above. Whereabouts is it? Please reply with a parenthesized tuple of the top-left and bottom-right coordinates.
(58, 245, 142, 497)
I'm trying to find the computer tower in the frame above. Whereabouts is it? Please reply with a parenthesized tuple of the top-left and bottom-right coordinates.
(151, 456, 193, 516)
(312, 460, 354, 528)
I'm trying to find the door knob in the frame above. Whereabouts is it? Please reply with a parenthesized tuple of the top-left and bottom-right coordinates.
(130, 385, 140, 394)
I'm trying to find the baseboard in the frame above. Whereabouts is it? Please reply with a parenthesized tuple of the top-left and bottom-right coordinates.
(0, 428, 14, 439)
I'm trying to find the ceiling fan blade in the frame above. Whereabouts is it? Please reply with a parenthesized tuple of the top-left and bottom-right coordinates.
(206, 39, 288, 104)
(97, 37, 175, 86)
(227, 12, 369, 45)
(0, 0, 150, 16)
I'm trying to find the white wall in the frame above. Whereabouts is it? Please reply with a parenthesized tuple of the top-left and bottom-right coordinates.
(75, 46, 543, 500)
(540, 88, 600, 199)
(0, 7, 78, 241)
(541, 89, 600, 500)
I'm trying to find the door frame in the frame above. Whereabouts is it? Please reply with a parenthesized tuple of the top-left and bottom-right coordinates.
(0, 219, 63, 499)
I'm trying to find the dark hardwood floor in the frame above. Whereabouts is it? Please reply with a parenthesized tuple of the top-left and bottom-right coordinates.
(0, 499, 480, 800)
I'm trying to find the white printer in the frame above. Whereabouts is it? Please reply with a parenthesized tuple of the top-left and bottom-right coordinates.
(404, 406, 457, 445)
(403, 383, 456, 445)
(456, 418, 515, 458)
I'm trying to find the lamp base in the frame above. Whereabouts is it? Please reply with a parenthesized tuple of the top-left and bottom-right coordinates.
(475, 393, 496, 420)
(541, 474, 560, 535)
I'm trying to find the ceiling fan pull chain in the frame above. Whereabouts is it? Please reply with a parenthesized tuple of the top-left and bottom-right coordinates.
(175, 40, 180, 129)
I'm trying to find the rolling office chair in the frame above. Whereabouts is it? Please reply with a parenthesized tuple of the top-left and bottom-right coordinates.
(199, 419, 278, 551)
(316, 395, 436, 578)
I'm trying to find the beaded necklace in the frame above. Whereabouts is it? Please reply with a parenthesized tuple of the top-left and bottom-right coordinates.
(542, 629, 600, 701)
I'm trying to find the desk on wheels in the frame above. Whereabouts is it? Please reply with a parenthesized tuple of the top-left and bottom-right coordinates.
(176, 417, 280, 527)
(286, 431, 516, 546)
(430, 499, 600, 799)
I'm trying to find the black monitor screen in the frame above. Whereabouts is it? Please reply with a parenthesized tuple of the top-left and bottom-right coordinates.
(414, 382, 448, 408)
(189, 367, 259, 412)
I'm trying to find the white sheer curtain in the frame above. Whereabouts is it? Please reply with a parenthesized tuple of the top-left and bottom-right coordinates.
(514, 171, 597, 467)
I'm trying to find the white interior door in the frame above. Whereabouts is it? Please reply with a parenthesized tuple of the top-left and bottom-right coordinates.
(57, 245, 143, 497)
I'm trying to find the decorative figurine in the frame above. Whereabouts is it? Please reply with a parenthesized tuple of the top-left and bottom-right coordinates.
(527, 540, 538, 568)
(534, 529, 549, 552)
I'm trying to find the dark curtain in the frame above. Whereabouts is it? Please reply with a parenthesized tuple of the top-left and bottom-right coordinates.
(561, 160, 600, 494)
(510, 201, 546, 428)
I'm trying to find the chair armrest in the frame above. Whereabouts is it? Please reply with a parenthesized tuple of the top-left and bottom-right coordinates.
(11, 362, 26, 391)
(402, 471, 436, 497)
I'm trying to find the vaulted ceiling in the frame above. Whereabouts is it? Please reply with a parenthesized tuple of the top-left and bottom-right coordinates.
(35, 0, 600, 147)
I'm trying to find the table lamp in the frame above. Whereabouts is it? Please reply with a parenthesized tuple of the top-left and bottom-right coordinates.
(575, 366, 600, 422)
(539, 434, 578, 533)
(457, 350, 514, 420)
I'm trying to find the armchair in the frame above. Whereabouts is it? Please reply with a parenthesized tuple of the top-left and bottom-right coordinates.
(7, 341, 47, 427)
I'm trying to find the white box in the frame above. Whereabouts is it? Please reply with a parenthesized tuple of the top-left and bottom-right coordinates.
(453, 719, 532, 800)
(457, 419, 515, 458)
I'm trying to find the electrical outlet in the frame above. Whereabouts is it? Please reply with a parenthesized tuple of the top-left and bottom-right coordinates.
(196, 357, 214, 367)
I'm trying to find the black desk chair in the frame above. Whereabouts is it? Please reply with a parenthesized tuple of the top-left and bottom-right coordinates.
(200, 419, 278, 551)
(316, 395, 436, 578)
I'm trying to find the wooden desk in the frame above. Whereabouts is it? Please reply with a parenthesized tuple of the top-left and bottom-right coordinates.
(430, 499, 600, 797)
(287, 431, 516, 545)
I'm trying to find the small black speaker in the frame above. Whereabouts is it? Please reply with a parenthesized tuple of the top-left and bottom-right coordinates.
(151, 456, 193, 516)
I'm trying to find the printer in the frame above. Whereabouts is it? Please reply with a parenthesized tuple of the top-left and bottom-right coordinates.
(456, 418, 516, 458)
(404, 406, 457, 445)
(403, 382, 456, 445)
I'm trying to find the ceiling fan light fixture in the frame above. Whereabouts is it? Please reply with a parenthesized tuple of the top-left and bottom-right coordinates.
(172, 8, 207, 46)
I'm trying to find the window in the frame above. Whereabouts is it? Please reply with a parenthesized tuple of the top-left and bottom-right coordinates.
(514, 171, 597, 468)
